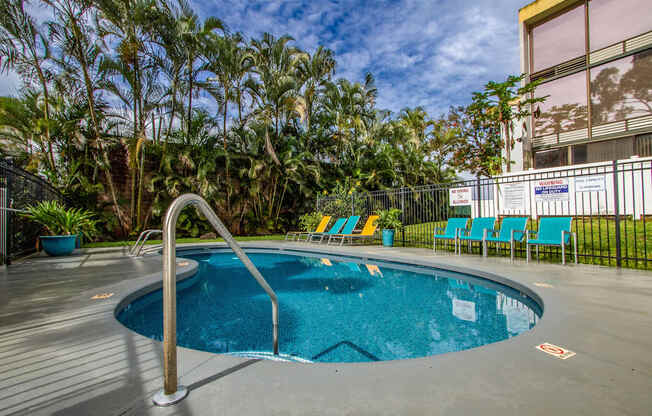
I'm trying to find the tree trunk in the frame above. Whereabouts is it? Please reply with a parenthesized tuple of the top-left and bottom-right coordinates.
(71, 18, 127, 232)
(504, 121, 511, 173)
(186, 56, 193, 141)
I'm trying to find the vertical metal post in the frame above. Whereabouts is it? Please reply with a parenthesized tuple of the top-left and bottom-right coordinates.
(476, 178, 482, 218)
(5, 160, 12, 266)
(612, 160, 622, 267)
(153, 193, 279, 407)
(401, 189, 405, 247)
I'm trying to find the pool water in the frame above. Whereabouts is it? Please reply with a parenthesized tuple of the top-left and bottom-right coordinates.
(117, 250, 541, 363)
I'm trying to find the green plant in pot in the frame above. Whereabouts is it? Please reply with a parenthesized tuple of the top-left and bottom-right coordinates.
(23, 201, 98, 256)
(376, 208, 402, 247)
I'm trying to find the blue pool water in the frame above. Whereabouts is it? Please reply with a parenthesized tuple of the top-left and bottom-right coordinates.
(117, 250, 541, 363)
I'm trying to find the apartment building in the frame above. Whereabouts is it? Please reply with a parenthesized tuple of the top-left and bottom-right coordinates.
(511, 0, 651, 171)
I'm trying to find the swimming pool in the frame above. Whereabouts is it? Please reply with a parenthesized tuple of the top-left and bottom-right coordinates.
(117, 249, 541, 363)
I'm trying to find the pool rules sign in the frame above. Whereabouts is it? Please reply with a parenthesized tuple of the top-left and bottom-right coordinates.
(449, 187, 472, 206)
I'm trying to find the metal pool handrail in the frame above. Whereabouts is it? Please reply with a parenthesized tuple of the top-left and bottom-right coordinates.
(153, 193, 279, 407)
(129, 229, 162, 256)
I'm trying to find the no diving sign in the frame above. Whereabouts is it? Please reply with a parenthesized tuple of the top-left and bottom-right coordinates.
(536, 343, 576, 360)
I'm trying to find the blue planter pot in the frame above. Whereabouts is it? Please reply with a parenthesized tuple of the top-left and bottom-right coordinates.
(40, 235, 77, 256)
(381, 229, 395, 247)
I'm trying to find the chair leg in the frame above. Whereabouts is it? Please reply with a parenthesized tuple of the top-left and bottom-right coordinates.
(510, 239, 514, 262)
(562, 242, 566, 265)
(526, 243, 530, 263)
(573, 232, 578, 264)
(483, 239, 487, 257)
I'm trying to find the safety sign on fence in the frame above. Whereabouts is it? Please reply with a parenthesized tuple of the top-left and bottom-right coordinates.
(534, 179, 569, 202)
(449, 187, 472, 206)
(575, 175, 606, 192)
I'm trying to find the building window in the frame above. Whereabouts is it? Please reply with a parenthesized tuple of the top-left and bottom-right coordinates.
(534, 147, 568, 169)
(531, 4, 586, 73)
(573, 144, 588, 164)
(534, 71, 588, 136)
(589, 0, 651, 52)
(587, 137, 635, 163)
(636, 133, 652, 157)
(590, 50, 652, 126)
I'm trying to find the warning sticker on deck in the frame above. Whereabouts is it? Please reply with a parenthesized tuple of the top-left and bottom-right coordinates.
(91, 293, 114, 300)
(536, 343, 576, 359)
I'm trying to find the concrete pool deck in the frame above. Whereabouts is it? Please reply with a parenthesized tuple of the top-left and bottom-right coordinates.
(1, 242, 651, 415)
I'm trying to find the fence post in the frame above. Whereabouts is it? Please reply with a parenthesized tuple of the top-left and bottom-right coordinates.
(476, 178, 481, 218)
(5, 159, 12, 266)
(401, 188, 405, 247)
(612, 160, 622, 268)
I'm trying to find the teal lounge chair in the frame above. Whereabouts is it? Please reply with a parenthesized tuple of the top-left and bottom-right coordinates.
(526, 217, 577, 265)
(433, 218, 468, 254)
(458, 217, 496, 255)
(310, 216, 360, 243)
(483, 217, 528, 261)
(305, 218, 346, 242)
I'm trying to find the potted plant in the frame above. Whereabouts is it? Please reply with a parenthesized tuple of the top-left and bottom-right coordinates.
(376, 208, 403, 247)
(23, 201, 97, 256)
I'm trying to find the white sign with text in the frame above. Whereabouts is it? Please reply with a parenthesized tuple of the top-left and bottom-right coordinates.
(502, 183, 527, 210)
(575, 175, 606, 192)
(449, 187, 472, 206)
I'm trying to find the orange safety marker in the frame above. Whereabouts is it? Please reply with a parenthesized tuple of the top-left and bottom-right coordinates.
(536, 343, 576, 359)
(91, 293, 114, 300)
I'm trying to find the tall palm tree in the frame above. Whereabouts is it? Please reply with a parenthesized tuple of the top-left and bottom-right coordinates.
(295, 45, 335, 132)
(175, 3, 223, 139)
(203, 32, 250, 149)
(0, 0, 55, 170)
(47, 0, 129, 231)
(245, 33, 301, 165)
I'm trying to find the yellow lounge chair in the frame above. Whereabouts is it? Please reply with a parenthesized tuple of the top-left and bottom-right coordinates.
(285, 216, 331, 241)
(327, 215, 379, 246)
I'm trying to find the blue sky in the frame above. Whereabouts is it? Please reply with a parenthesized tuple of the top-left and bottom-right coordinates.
(0, 0, 528, 117)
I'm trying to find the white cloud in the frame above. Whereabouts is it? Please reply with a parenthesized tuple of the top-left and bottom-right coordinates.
(0, 71, 21, 97)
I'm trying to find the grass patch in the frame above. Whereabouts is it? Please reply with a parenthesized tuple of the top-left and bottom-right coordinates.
(83, 234, 285, 248)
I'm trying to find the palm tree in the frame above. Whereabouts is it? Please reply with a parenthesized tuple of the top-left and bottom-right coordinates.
(203, 32, 250, 149)
(295, 46, 335, 132)
(47, 0, 129, 231)
(398, 106, 431, 147)
(245, 33, 301, 165)
(0, 0, 55, 170)
(175, 3, 223, 140)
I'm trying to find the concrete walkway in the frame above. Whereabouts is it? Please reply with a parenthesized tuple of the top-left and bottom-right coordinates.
(1, 242, 651, 415)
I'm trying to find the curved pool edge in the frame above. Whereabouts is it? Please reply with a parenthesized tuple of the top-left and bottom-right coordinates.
(113, 242, 545, 364)
(113, 256, 200, 320)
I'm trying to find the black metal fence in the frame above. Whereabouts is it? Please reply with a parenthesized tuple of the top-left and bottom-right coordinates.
(0, 159, 67, 265)
(317, 157, 652, 269)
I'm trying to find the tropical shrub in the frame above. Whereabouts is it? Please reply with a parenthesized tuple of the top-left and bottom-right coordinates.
(376, 208, 402, 230)
(23, 201, 98, 239)
(298, 211, 324, 232)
